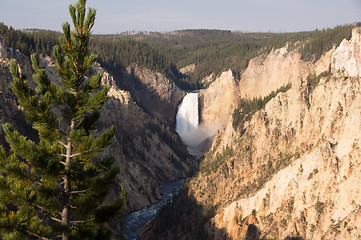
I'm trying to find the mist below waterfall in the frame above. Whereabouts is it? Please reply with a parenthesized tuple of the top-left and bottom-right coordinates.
(176, 92, 211, 150)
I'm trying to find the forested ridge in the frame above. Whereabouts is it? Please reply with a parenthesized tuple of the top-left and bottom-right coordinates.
(137, 24, 359, 83)
(88, 37, 185, 88)
(0, 23, 188, 88)
(0, 22, 359, 90)
(0, 24, 59, 56)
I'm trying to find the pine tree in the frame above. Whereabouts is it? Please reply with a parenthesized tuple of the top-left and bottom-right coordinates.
(0, 0, 125, 239)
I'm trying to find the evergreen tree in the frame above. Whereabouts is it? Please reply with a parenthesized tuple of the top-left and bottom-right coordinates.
(0, 0, 125, 239)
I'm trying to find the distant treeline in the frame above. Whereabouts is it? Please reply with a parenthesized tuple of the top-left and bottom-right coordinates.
(0, 23, 59, 56)
(0, 23, 191, 89)
(136, 23, 360, 83)
(297, 24, 360, 61)
(0, 22, 360, 90)
(88, 37, 188, 89)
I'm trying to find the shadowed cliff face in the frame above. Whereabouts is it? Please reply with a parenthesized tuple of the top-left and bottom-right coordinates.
(96, 67, 197, 212)
(141, 27, 361, 240)
(119, 64, 184, 128)
(0, 39, 37, 146)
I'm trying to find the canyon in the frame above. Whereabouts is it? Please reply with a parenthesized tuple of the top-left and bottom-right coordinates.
(1, 26, 361, 240)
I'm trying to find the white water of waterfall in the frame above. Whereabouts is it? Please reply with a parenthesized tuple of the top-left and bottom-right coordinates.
(176, 92, 199, 136)
(176, 92, 214, 158)
(175, 92, 204, 150)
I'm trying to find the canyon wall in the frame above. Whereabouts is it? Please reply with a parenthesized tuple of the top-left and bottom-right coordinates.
(191, 26, 361, 240)
(0, 41, 35, 146)
(199, 69, 238, 135)
(120, 64, 184, 128)
(97, 66, 196, 211)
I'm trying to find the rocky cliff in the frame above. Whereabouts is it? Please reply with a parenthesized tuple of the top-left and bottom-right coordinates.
(0, 35, 7, 59)
(0, 37, 196, 213)
(142, 27, 361, 240)
(0, 38, 35, 145)
(207, 74, 361, 239)
(120, 64, 184, 128)
(96, 66, 196, 211)
(199, 69, 238, 135)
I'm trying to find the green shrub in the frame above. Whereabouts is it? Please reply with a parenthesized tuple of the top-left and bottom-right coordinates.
(232, 83, 292, 131)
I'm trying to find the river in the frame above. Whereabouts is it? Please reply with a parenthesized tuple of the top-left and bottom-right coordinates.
(122, 93, 201, 239)
(122, 178, 184, 240)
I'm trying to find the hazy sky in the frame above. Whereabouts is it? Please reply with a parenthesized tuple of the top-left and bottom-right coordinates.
(0, 0, 360, 34)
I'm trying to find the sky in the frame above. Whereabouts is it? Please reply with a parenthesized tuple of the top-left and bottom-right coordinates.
(0, 0, 360, 34)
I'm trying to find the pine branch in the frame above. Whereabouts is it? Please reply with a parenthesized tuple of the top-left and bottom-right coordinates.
(51, 216, 62, 223)
(69, 188, 90, 194)
(57, 140, 67, 148)
(60, 148, 99, 158)
(69, 151, 90, 158)
(17, 226, 51, 240)
(16, 216, 52, 240)
(70, 217, 95, 225)
(34, 204, 47, 212)
(60, 161, 68, 166)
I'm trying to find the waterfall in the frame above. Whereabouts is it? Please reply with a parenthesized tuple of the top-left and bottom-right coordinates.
(176, 92, 203, 148)
(176, 92, 199, 136)
(176, 92, 213, 158)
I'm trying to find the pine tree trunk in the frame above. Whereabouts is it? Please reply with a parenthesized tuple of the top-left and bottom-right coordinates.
(62, 120, 74, 240)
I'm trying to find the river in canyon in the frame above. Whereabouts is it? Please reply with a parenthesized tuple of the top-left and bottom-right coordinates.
(122, 178, 184, 240)
(123, 92, 202, 239)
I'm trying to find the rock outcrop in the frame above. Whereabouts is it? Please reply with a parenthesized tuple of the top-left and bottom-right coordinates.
(207, 73, 361, 239)
(180, 63, 195, 74)
(0, 35, 7, 59)
(120, 64, 184, 128)
(331, 27, 361, 77)
(199, 69, 238, 135)
(239, 46, 308, 99)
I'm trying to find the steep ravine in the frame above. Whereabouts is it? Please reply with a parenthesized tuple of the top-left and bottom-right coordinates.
(142, 27, 361, 240)
(97, 67, 196, 212)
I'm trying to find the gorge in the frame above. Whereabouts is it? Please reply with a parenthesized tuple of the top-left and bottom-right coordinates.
(122, 92, 201, 240)
(122, 179, 184, 240)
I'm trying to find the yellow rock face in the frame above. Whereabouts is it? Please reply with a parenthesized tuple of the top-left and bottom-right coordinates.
(188, 27, 361, 240)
